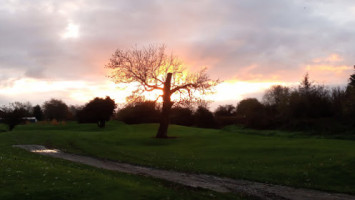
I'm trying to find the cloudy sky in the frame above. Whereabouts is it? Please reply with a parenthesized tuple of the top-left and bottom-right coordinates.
(1, 0, 354, 108)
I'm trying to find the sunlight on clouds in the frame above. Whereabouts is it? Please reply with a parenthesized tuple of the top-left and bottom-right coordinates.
(0, 78, 159, 105)
(68, 82, 134, 104)
(207, 81, 291, 102)
(0, 78, 293, 106)
(326, 54, 343, 62)
(305, 54, 352, 83)
(306, 65, 350, 73)
(0, 78, 86, 94)
(61, 22, 79, 39)
(0, 78, 131, 104)
(313, 54, 343, 63)
(304, 53, 352, 83)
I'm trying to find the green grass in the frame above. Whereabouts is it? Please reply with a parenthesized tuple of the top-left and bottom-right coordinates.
(1, 121, 355, 197)
(0, 123, 244, 200)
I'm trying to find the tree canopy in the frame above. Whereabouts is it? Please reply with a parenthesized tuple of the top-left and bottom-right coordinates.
(43, 99, 69, 121)
(348, 65, 355, 89)
(77, 96, 116, 128)
(32, 105, 43, 121)
(106, 45, 219, 138)
(0, 102, 30, 131)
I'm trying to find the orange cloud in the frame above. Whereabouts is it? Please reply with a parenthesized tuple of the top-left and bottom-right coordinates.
(312, 54, 343, 63)
(306, 65, 350, 74)
(302, 53, 352, 84)
(206, 80, 293, 102)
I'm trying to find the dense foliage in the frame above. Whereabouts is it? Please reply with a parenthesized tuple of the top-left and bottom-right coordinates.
(32, 105, 43, 121)
(43, 99, 70, 121)
(117, 101, 160, 124)
(239, 72, 355, 133)
(170, 107, 194, 126)
(0, 102, 32, 131)
(77, 96, 116, 128)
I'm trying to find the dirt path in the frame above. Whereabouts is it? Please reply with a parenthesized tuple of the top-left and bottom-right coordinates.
(13, 145, 355, 200)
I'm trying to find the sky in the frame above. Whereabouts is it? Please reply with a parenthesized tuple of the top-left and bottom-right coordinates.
(0, 0, 354, 109)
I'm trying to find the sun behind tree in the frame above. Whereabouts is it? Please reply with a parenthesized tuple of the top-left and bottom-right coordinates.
(106, 45, 219, 138)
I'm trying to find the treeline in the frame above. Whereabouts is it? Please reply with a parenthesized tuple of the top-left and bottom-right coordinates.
(116, 71, 355, 134)
(0, 97, 116, 130)
(117, 102, 219, 129)
(1, 69, 354, 134)
(234, 73, 355, 133)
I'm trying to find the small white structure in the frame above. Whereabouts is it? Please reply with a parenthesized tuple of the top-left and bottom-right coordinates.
(22, 117, 37, 123)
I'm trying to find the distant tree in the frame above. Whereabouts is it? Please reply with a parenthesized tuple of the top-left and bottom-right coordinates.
(0, 102, 29, 131)
(214, 105, 236, 117)
(32, 105, 43, 121)
(289, 74, 332, 119)
(117, 101, 159, 124)
(194, 106, 217, 128)
(236, 98, 266, 128)
(68, 105, 82, 121)
(106, 44, 219, 138)
(330, 87, 346, 118)
(43, 99, 69, 121)
(348, 65, 355, 89)
(263, 85, 290, 107)
(236, 98, 263, 118)
(299, 73, 313, 94)
(6, 102, 33, 117)
(262, 85, 291, 123)
(344, 66, 355, 117)
(77, 97, 116, 128)
(214, 104, 237, 127)
(170, 106, 194, 126)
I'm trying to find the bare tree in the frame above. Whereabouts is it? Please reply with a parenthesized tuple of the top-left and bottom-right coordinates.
(0, 102, 30, 131)
(106, 45, 219, 138)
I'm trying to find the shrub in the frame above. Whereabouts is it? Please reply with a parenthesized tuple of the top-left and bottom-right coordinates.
(236, 98, 268, 129)
(214, 105, 237, 127)
(43, 99, 69, 121)
(170, 107, 194, 126)
(77, 96, 116, 128)
(194, 106, 218, 128)
(117, 101, 159, 124)
(0, 103, 29, 131)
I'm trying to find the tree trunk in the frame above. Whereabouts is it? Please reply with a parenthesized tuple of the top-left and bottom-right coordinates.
(156, 73, 173, 138)
(9, 124, 15, 131)
(97, 120, 105, 128)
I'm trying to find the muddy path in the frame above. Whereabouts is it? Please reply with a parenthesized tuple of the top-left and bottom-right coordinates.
(13, 145, 355, 200)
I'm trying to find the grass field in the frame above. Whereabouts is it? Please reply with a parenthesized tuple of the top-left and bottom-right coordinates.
(1, 121, 355, 198)
(0, 123, 241, 200)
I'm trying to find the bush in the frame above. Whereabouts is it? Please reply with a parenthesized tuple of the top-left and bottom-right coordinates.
(0, 103, 29, 131)
(117, 101, 159, 124)
(43, 99, 69, 121)
(215, 116, 237, 127)
(236, 98, 269, 129)
(214, 105, 237, 127)
(32, 105, 43, 121)
(77, 96, 116, 128)
(194, 106, 218, 128)
(170, 107, 194, 126)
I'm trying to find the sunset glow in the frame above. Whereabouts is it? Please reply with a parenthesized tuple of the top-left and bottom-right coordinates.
(0, 77, 294, 108)
(61, 22, 79, 39)
(0, 1, 354, 108)
(2, 2, 355, 198)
